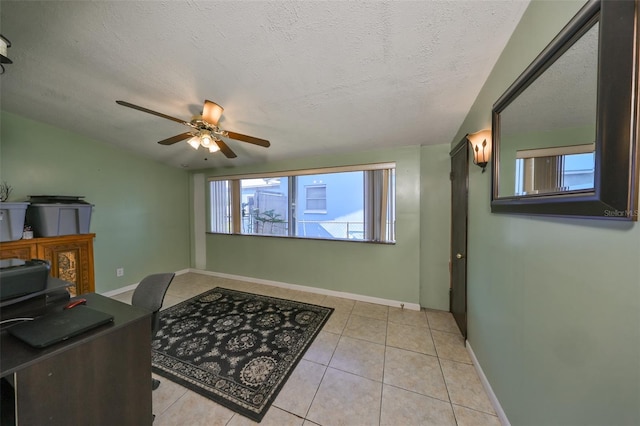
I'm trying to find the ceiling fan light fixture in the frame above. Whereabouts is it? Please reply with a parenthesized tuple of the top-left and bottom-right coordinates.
(203, 100, 224, 126)
(200, 131, 212, 147)
(208, 143, 220, 153)
(187, 136, 200, 149)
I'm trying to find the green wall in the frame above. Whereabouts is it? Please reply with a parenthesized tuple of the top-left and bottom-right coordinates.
(452, 1, 640, 424)
(0, 108, 452, 307)
(0, 111, 191, 293)
(198, 144, 450, 309)
(420, 143, 451, 310)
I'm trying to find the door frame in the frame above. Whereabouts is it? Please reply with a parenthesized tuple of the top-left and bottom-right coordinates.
(449, 137, 469, 338)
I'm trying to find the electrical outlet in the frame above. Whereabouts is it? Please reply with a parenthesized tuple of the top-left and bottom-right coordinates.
(116, 267, 124, 277)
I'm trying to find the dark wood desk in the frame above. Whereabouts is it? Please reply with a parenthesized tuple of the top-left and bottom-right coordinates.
(1, 293, 153, 425)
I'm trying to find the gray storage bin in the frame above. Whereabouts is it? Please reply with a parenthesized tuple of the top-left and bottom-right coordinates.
(26, 197, 93, 237)
(0, 202, 29, 242)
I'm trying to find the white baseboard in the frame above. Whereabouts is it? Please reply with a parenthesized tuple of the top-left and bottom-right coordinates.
(466, 340, 510, 426)
(101, 283, 137, 297)
(189, 268, 421, 311)
(101, 267, 420, 311)
(100, 268, 191, 297)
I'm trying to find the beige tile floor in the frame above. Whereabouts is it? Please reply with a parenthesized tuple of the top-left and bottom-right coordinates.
(110, 273, 500, 426)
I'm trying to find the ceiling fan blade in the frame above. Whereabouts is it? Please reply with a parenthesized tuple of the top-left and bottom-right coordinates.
(203, 100, 224, 126)
(116, 100, 190, 125)
(158, 132, 193, 145)
(215, 140, 238, 158)
(225, 131, 271, 148)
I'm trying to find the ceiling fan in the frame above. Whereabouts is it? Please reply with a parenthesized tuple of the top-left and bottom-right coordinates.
(115, 99, 270, 159)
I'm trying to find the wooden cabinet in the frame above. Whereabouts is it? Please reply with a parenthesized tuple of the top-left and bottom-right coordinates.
(0, 234, 95, 296)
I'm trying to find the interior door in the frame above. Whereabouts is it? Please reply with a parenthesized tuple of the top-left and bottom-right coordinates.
(450, 138, 469, 338)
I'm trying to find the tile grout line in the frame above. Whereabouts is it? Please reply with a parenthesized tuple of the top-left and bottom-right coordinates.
(425, 314, 461, 426)
(436, 354, 459, 426)
(379, 318, 391, 426)
(300, 298, 347, 425)
(451, 403, 502, 421)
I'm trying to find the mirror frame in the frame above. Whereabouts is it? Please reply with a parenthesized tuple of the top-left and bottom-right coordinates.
(491, 0, 639, 220)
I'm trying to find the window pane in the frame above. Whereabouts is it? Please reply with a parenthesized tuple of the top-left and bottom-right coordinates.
(296, 172, 364, 240)
(240, 177, 289, 236)
(305, 185, 327, 212)
(562, 152, 595, 191)
(209, 180, 231, 233)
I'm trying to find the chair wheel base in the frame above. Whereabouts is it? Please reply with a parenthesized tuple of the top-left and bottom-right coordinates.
(152, 378, 160, 390)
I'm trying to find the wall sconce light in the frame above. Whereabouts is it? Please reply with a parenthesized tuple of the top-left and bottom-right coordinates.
(467, 129, 492, 172)
(0, 35, 13, 74)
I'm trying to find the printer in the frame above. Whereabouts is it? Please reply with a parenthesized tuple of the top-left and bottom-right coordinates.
(0, 259, 50, 301)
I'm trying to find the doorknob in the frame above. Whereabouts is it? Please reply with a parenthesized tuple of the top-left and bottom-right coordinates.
(456, 253, 465, 259)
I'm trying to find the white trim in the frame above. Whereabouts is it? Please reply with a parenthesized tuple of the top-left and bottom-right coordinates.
(516, 143, 594, 159)
(101, 283, 138, 297)
(100, 267, 420, 311)
(188, 268, 421, 311)
(207, 162, 396, 181)
(193, 173, 206, 270)
(100, 269, 190, 296)
(466, 340, 510, 426)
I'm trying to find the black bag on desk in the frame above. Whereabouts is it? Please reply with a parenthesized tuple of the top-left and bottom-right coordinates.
(0, 259, 50, 301)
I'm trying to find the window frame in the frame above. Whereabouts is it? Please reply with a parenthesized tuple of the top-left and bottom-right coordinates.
(207, 162, 396, 244)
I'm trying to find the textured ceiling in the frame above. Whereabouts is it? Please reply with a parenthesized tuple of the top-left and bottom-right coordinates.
(0, 1, 529, 169)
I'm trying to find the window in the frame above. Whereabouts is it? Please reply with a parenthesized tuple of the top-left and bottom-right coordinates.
(514, 144, 595, 195)
(298, 172, 362, 239)
(208, 163, 395, 243)
(241, 177, 288, 236)
(209, 180, 232, 233)
(305, 185, 327, 213)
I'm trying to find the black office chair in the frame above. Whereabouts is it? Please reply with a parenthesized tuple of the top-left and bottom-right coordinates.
(131, 272, 175, 390)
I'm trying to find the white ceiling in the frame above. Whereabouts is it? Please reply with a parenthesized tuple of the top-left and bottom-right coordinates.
(0, 1, 529, 170)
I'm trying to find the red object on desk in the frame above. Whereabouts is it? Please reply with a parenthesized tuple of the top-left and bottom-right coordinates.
(64, 298, 87, 310)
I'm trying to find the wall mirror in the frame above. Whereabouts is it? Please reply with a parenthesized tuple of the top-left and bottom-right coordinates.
(491, 0, 639, 220)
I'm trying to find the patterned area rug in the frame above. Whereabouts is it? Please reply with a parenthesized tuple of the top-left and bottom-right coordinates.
(151, 287, 333, 422)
